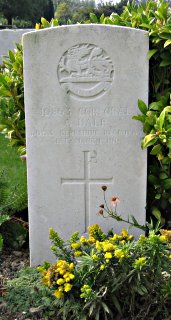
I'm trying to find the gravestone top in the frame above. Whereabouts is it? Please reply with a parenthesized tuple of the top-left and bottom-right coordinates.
(0, 29, 33, 63)
(23, 25, 148, 266)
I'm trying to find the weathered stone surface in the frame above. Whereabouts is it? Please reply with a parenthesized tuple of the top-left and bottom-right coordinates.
(0, 29, 32, 63)
(23, 25, 149, 266)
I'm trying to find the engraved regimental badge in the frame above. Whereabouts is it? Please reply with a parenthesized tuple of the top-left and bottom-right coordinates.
(57, 44, 114, 100)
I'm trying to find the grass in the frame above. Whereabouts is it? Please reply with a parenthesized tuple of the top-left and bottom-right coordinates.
(0, 133, 27, 214)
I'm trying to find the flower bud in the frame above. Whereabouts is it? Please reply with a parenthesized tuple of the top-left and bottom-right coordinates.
(101, 186, 107, 191)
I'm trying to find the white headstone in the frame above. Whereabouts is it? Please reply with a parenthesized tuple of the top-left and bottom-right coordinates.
(0, 29, 32, 63)
(23, 25, 148, 266)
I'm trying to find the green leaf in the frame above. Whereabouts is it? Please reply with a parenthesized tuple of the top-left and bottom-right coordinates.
(41, 17, 50, 28)
(0, 214, 10, 226)
(162, 157, 171, 164)
(164, 39, 171, 48)
(138, 99, 148, 115)
(0, 73, 9, 88)
(102, 302, 110, 314)
(150, 144, 162, 155)
(160, 60, 171, 67)
(149, 102, 163, 111)
(159, 172, 168, 180)
(8, 50, 15, 62)
(148, 174, 159, 185)
(136, 285, 148, 295)
(130, 215, 139, 225)
(151, 207, 162, 221)
(142, 134, 158, 149)
(147, 49, 158, 59)
(90, 13, 98, 23)
(51, 18, 59, 27)
(140, 23, 152, 30)
(164, 106, 171, 113)
(162, 179, 171, 190)
(132, 115, 146, 123)
(89, 303, 95, 316)
(100, 14, 105, 23)
(157, 110, 165, 131)
(155, 194, 161, 200)
(112, 295, 122, 315)
(166, 139, 171, 149)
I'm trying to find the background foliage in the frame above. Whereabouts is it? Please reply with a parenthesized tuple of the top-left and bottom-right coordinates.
(0, 0, 54, 26)
(0, 0, 171, 232)
(0, 44, 25, 155)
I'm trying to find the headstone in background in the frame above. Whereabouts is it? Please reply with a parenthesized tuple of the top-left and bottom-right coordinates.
(23, 25, 149, 266)
(0, 29, 32, 63)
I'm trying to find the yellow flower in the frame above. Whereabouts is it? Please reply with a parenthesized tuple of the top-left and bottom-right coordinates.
(64, 283, 73, 292)
(63, 272, 69, 278)
(88, 224, 101, 236)
(92, 254, 98, 260)
(168, 255, 171, 259)
(160, 229, 171, 242)
(35, 23, 40, 30)
(71, 242, 81, 250)
(96, 241, 102, 251)
(121, 229, 128, 238)
(160, 235, 167, 242)
(128, 235, 134, 241)
(104, 252, 112, 259)
(100, 264, 105, 270)
(69, 263, 74, 271)
(117, 236, 123, 241)
(139, 234, 146, 241)
(58, 286, 64, 292)
(82, 284, 90, 291)
(59, 269, 65, 275)
(102, 242, 116, 252)
(134, 257, 146, 269)
(74, 251, 82, 257)
(54, 290, 64, 299)
(120, 240, 126, 245)
(88, 236, 96, 244)
(80, 236, 88, 244)
(114, 249, 125, 259)
(57, 278, 65, 285)
(160, 229, 171, 236)
(111, 234, 119, 241)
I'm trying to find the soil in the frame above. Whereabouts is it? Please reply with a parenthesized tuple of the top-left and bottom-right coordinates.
(0, 247, 30, 320)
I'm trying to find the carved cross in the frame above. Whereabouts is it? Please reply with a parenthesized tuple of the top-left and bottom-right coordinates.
(61, 151, 113, 230)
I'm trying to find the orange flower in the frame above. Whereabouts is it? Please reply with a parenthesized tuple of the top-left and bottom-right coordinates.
(111, 196, 120, 207)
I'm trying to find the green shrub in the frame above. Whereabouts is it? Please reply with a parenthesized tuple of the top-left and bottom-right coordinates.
(37, 224, 171, 319)
(2, 193, 171, 319)
(0, 44, 25, 155)
(3, 223, 171, 319)
(90, 0, 171, 224)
